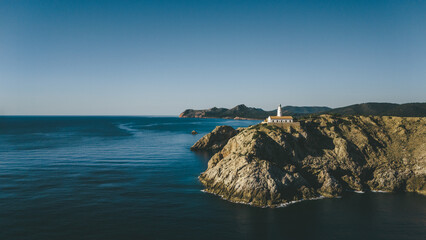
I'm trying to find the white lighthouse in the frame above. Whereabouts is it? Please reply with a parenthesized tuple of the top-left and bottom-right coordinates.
(264, 104, 294, 123)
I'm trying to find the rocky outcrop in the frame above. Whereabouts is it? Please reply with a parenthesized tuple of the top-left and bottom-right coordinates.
(196, 115, 426, 207)
(190, 126, 238, 153)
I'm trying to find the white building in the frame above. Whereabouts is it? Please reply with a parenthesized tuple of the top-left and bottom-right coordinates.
(266, 104, 294, 123)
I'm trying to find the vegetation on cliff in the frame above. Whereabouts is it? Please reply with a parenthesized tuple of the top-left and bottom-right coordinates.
(193, 115, 426, 207)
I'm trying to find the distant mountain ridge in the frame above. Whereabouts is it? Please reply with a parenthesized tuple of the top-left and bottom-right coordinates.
(179, 102, 426, 119)
(179, 104, 331, 119)
(324, 102, 426, 117)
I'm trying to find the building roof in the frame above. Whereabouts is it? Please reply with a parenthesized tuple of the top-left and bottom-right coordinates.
(269, 116, 293, 119)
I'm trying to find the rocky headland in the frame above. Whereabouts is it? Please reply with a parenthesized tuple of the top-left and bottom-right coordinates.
(192, 115, 426, 207)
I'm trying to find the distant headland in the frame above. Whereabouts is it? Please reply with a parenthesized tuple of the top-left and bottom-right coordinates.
(180, 102, 426, 119)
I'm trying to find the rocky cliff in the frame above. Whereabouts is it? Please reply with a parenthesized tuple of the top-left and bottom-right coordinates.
(194, 115, 426, 207)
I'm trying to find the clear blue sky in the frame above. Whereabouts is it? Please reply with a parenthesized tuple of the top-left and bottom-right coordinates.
(1, 0, 425, 115)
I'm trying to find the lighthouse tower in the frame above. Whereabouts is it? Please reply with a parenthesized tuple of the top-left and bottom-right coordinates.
(264, 104, 294, 124)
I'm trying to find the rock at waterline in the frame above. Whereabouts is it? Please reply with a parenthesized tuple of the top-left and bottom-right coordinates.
(191, 130, 198, 135)
(190, 125, 237, 153)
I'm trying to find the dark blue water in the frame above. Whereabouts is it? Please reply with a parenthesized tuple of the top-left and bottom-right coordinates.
(0, 116, 425, 240)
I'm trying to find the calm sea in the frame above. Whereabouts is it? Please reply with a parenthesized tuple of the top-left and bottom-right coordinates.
(0, 116, 424, 240)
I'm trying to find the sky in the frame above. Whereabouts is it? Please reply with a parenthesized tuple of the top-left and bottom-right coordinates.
(0, 0, 425, 115)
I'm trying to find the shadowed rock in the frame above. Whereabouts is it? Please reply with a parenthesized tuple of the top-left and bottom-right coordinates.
(190, 126, 238, 153)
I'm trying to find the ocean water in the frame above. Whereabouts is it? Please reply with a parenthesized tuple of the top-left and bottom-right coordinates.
(0, 116, 425, 240)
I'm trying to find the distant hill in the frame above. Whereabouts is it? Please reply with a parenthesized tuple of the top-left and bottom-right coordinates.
(323, 102, 426, 117)
(179, 104, 331, 119)
(179, 102, 426, 119)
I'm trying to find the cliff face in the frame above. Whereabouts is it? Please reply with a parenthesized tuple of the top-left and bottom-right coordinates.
(196, 115, 426, 207)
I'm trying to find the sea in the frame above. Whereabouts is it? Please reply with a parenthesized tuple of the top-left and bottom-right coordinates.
(0, 116, 425, 240)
